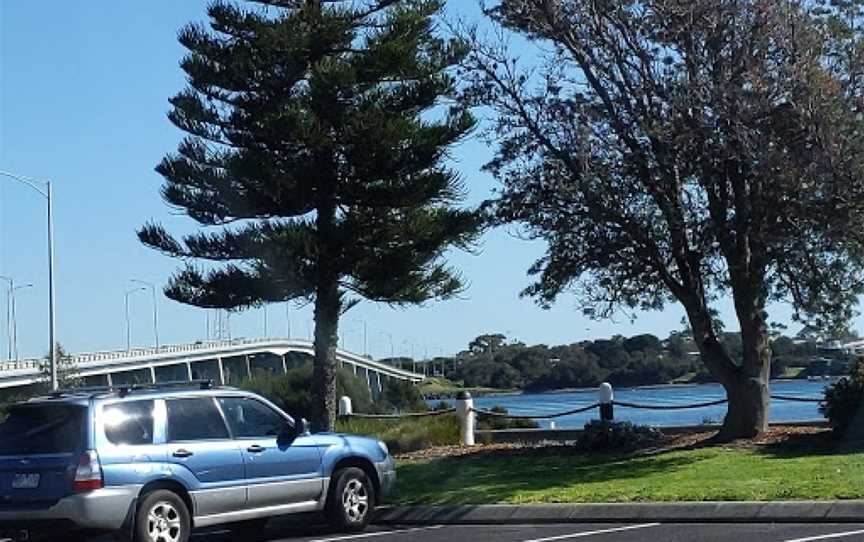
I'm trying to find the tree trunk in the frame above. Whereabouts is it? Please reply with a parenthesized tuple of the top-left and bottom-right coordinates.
(686, 302, 771, 440)
(311, 279, 340, 432)
(719, 374, 769, 440)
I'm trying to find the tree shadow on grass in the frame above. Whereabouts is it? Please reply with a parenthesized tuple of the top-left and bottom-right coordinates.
(756, 430, 864, 459)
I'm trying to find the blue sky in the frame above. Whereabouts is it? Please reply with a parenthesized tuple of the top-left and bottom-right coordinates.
(0, 1, 834, 361)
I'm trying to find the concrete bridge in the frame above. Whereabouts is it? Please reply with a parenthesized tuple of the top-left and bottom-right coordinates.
(0, 338, 424, 396)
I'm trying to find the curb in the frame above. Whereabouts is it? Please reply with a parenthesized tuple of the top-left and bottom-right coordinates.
(375, 502, 864, 525)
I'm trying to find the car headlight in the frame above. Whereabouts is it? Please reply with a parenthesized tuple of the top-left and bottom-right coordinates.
(377, 441, 389, 457)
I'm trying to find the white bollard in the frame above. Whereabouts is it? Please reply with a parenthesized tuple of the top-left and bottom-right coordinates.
(598, 382, 614, 421)
(338, 396, 353, 417)
(455, 391, 476, 446)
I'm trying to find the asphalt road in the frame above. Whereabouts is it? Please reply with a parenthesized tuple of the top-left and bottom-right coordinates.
(8, 519, 864, 542)
(197, 521, 864, 542)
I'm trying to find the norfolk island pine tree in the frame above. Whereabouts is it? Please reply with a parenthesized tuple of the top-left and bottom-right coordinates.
(139, 0, 481, 431)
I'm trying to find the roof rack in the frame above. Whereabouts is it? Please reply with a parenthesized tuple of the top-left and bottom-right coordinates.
(50, 379, 216, 398)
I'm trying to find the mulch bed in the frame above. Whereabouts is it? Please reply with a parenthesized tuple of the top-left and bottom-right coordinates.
(395, 424, 833, 461)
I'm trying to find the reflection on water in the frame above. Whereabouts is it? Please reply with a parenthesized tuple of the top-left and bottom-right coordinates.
(466, 379, 835, 429)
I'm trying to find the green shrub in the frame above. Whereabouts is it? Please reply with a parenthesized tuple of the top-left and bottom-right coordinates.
(336, 414, 460, 454)
(575, 420, 664, 452)
(431, 400, 452, 411)
(476, 405, 539, 430)
(379, 380, 428, 413)
(821, 358, 864, 436)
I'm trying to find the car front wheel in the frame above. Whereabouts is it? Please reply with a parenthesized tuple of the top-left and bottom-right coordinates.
(326, 467, 375, 532)
(134, 489, 191, 542)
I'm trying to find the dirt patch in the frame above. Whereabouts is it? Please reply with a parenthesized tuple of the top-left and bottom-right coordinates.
(395, 424, 832, 461)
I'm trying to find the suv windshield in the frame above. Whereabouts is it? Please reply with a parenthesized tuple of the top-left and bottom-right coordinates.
(0, 404, 85, 455)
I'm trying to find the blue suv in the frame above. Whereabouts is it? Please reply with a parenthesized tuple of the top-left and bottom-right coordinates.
(0, 382, 396, 542)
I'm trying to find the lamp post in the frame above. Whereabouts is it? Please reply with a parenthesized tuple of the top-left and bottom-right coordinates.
(0, 276, 12, 359)
(10, 283, 33, 361)
(131, 279, 159, 348)
(0, 277, 32, 361)
(125, 287, 146, 351)
(0, 171, 56, 390)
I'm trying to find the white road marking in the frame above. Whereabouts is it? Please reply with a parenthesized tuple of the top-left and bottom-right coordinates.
(785, 529, 864, 542)
(519, 523, 662, 542)
(307, 525, 445, 542)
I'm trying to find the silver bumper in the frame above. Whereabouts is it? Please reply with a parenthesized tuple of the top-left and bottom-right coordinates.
(376, 455, 397, 498)
(0, 485, 140, 531)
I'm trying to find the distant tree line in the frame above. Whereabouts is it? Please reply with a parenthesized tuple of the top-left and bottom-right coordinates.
(407, 332, 832, 394)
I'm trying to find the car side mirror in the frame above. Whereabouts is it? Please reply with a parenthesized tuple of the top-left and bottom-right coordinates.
(296, 418, 310, 436)
(277, 419, 308, 445)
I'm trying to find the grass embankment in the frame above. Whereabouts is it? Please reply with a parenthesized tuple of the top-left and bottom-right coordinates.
(419, 377, 513, 399)
(393, 432, 864, 504)
(336, 415, 460, 454)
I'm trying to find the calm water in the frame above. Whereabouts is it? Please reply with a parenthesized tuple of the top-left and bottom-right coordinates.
(469, 379, 835, 429)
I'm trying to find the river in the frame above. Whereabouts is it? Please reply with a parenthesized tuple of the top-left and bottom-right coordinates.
(469, 379, 835, 429)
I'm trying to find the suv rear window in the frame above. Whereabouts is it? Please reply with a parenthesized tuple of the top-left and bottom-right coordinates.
(0, 404, 86, 455)
(166, 398, 229, 441)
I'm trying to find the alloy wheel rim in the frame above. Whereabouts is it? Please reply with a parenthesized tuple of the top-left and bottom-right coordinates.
(147, 501, 182, 542)
(341, 478, 369, 522)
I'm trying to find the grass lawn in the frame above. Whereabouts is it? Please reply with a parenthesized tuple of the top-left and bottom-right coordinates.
(392, 436, 864, 504)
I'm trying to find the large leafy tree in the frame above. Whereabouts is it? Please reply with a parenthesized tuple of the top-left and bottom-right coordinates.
(465, 0, 864, 438)
(140, 0, 479, 431)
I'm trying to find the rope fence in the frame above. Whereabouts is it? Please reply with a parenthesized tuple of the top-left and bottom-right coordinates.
(341, 408, 457, 419)
(612, 398, 729, 410)
(471, 403, 599, 419)
(339, 395, 822, 420)
(336, 383, 827, 446)
(770, 395, 824, 403)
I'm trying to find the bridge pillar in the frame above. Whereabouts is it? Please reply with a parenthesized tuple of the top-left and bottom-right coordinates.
(245, 355, 252, 379)
(186, 362, 193, 381)
(281, 354, 287, 374)
(217, 357, 225, 385)
(149, 366, 156, 384)
(376, 371, 383, 394)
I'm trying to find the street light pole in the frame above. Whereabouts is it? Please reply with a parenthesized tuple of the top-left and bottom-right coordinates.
(131, 279, 159, 348)
(125, 287, 145, 350)
(10, 284, 33, 361)
(0, 276, 12, 360)
(0, 171, 57, 390)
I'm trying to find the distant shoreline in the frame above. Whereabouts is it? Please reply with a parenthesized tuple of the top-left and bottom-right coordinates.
(436, 377, 842, 400)
(423, 375, 842, 402)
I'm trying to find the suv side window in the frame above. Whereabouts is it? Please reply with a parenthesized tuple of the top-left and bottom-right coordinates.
(103, 400, 155, 446)
(218, 397, 287, 438)
(166, 398, 229, 441)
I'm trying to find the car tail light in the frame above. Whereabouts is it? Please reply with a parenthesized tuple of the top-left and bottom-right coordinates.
(73, 450, 103, 492)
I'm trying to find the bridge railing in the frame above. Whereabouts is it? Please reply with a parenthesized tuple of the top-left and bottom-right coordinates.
(0, 337, 425, 381)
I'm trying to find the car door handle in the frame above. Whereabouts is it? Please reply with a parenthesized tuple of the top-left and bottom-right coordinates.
(172, 449, 194, 458)
(246, 445, 266, 453)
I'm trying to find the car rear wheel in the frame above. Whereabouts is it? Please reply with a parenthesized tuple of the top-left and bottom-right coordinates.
(134, 489, 191, 542)
(326, 467, 375, 532)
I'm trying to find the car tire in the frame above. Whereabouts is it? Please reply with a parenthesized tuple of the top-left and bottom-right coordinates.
(133, 489, 191, 542)
(326, 467, 375, 532)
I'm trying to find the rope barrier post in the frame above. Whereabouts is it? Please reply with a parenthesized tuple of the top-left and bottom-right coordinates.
(455, 391, 476, 446)
(599, 382, 614, 422)
(338, 396, 353, 417)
